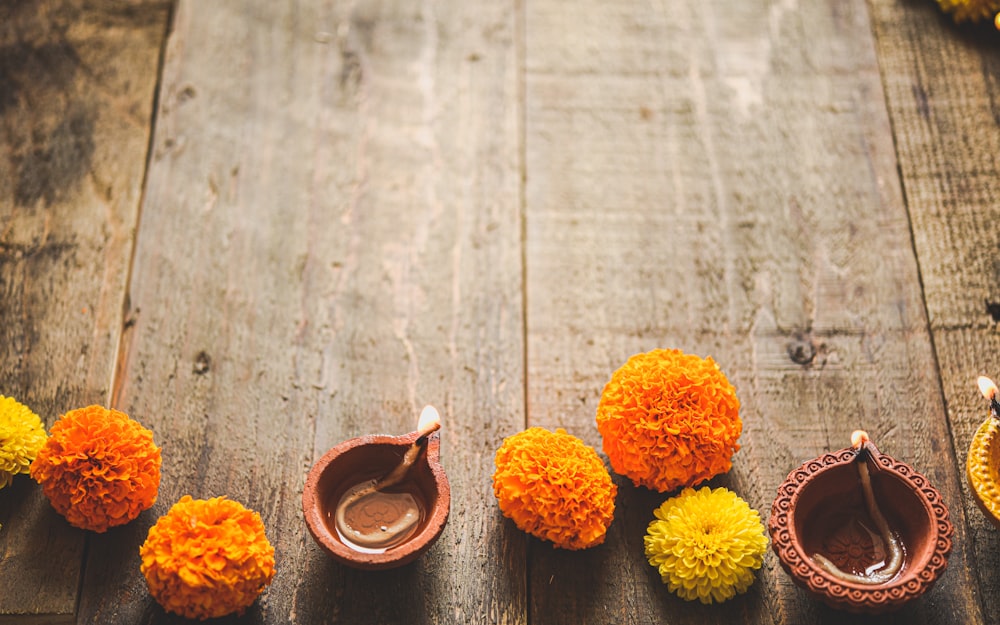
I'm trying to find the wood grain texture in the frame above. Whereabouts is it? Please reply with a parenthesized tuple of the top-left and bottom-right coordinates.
(0, 1, 169, 623)
(868, 0, 1000, 621)
(524, 0, 980, 623)
(77, 1, 525, 623)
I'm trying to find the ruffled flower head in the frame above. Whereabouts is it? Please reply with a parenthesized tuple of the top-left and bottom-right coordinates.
(645, 487, 767, 604)
(29, 405, 161, 532)
(0, 396, 47, 489)
(596, 349, 741, 492)
(493, 427, 617, 550)
(934, 0, 1000, 24)
(141, 495, 276, 620)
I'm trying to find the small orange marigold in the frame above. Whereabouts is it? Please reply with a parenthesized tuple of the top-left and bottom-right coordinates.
(30, 405, 161, 532)
(596, 349, 741, 492)
(493, 427, 616, 550)
(141, 495, 276, 620)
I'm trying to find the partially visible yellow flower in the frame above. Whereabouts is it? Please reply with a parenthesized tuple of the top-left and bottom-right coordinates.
(493, 427, 617, 550)
(0, 396, 47, 489)
(141, 496, 276, 620)
(645, 487, 767, 604)
(935, 0, 1000, 23)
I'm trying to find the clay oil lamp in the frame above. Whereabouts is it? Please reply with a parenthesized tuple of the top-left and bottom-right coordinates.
(303, 405, 450, 570)
(967, 376, 1000, 527)
(769, 430, 953, 613)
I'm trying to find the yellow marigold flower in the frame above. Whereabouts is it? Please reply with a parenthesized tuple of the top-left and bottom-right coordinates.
(935, 0, 1000, 24)
(596, 349, 741, 492)
(493, 427, 617, 550)
(0, 396, 47, 489)
(29, 405, 161, 532)
(141, 495, 276, 620)
(645, 487, 767, 604)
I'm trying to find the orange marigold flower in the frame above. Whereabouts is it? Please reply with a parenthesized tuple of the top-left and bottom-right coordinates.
(141, 495, 276, 620)
(596, 349, 741, 492)
(492, 427, 616, 550)
(29, 405, 161, 532)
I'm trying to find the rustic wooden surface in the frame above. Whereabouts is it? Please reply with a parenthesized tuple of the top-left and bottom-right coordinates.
(0, 1, 170, 623)
(1, 0, 999, 624)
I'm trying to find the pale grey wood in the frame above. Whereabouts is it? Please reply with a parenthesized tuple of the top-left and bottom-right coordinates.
(869, 0, 1000, 620)
(524, 0, 980, 623)
(77, 1, 526, 623)
(0, 2, 169, 623)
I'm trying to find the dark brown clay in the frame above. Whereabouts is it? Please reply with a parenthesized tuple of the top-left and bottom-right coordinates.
(303, 431, 450, 570)
(768, 441, 952, 613)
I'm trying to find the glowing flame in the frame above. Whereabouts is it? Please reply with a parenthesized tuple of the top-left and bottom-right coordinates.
(851, 430, 870, 449)
(979, 376, 998, 401)
(417, 405, 441, 437)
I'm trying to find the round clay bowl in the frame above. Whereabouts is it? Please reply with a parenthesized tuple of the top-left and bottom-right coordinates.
(303, 432, 450, 570)
(768, 442, 952, 613)
(967, 417, 1000, 528)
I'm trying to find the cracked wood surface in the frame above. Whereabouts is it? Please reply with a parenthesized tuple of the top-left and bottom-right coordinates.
(1, 0, 999, 623)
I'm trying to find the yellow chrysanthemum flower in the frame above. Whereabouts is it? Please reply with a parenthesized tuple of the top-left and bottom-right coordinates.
(0, 396, 47, 489)
(645, 487, 767, 604)
(935, 0, 1000, 24)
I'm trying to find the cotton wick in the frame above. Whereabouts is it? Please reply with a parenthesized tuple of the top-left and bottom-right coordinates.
(979, 376, 1000, 420)
(811, 431, 904, 584)
(374, 406, 441, 491)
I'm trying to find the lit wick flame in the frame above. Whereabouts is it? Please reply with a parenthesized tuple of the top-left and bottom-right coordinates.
(851, 429, 870, 450)
(417, 405, 442, 440)
(811, 430, 903, 584)
(979, 376, 1000, 419)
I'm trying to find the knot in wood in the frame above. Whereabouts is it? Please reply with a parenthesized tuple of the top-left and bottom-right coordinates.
(787, 338, 816, 365)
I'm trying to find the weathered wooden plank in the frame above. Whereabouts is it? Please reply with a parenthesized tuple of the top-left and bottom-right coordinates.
(76, 1, 525, 623)
(868, 0, 1000, 621)
(524, 1, 980, 623)
(0, 1, 169, 623)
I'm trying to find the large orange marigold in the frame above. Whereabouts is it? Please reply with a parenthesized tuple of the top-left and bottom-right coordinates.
(492, 427, 616, 550)
(29, 405, 161, 532)
(141, 496, 276, 620)
(596, 349, 741, 492)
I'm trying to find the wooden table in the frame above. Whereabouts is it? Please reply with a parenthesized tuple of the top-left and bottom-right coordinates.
(2, 1, 999, 623)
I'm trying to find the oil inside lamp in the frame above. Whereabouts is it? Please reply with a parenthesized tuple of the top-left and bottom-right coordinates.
(810, 430, 903, 584)
(331, 406, 442, 553)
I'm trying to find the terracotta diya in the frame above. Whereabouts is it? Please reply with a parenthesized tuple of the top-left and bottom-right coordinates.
(769, 431, 952, 613)
(967, 376, 1000, 528)
(303, 406, 450, 570)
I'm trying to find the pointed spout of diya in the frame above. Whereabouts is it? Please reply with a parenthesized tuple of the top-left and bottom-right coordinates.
(811, 430, 904, 585)
(375, 405, 442, 490)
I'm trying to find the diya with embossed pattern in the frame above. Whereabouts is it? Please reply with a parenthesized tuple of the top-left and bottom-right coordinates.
(769, 431, 952, 613)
